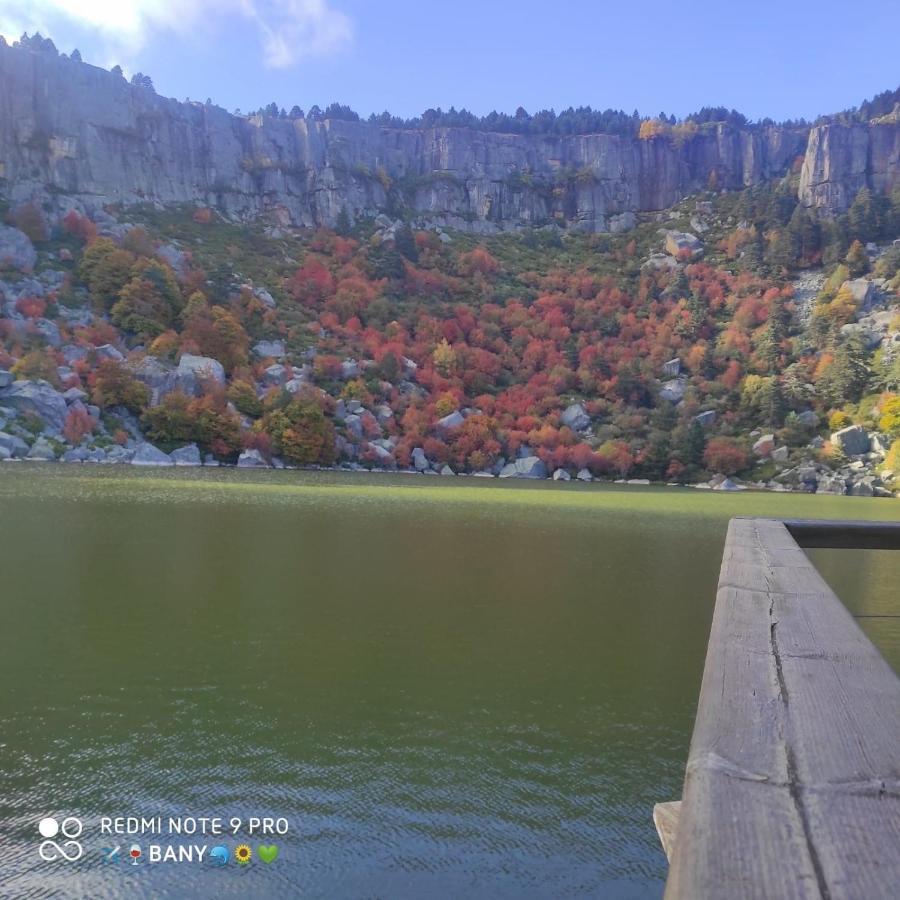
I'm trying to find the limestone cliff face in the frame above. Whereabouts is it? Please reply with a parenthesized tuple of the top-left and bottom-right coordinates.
(799, 121, 900, 212)
(0, 42, 894, 231)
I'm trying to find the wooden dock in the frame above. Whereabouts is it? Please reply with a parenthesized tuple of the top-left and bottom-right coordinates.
(659, 517, 900, 899)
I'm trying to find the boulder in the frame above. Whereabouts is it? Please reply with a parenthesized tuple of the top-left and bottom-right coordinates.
(343, 414, 363, 439)
(263, 363, 286, 386)
(498, 456, 548, 479)
(664, 231, 703, 259)
(560, 402, 591, 431)
(440, 464, 455, 476)
(26, 437, 57, 460)
(171, 443, 202, 466)
(253, 340, 285, 359)
(62, 387, 88, 404)
(95, 343, 125, 361)
(412, 447, 429, 472)
(553, 468, 571, 481)
(771, 446, 790, 464)
(435, 410, 465, 432)
(796, 410, 818, 428)
(35, 318, 62, 347)
(843, 278, 875, 309)
(660, 378, 686, 403)
(816, 473, 847, 495)
(176, 354, 226, 395)
(254, 287, 276, 309)
(0, 225, 37, 272)
(0, 446, 9, 461)
(0, 380, 68, 431)
(577, 468, 593, 482)
(713, 478, 743, 491)
(340, 359, 361, 379)
(752, 434, 776, 457)
(662, 358, 681, 378)
(104, 446, 134, 463)
(830, 425, 870, 457)
(131, 442, 173, 466)
(694, 410, 717, 428)
(237, 449, 267, 467)
(0, 369, 13, 388)
(130, 356, 177, 404)
(63, 447, 89, 462)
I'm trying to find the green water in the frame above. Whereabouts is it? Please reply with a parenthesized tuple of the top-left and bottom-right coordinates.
(0, 467, 897, 899)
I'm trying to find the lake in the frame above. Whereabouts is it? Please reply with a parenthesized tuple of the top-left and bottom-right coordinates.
(0, 467, 897, 899)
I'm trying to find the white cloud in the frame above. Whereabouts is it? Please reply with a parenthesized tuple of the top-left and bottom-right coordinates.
(0, 0, 352, 68)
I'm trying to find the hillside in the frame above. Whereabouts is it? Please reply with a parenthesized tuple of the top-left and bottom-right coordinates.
(1, 36, 900, 495)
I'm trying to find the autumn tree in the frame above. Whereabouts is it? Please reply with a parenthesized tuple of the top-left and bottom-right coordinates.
(90, 359, 150, 412)
(703, 437, 749, 475)
(263, 393, 336, 466)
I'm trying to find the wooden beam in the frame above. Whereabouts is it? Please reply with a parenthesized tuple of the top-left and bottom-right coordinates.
(653, 801, 681, 862)
(664, 518, 900, 899)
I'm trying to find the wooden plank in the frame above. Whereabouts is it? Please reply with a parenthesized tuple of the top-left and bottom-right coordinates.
(653, 801, 681, 862)
(664, 518, 900, 899)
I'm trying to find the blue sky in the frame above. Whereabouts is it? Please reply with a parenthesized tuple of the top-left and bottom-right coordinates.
(3, 1, 898, 121)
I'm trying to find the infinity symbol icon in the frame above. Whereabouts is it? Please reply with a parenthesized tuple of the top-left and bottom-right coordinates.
(38, 817, 83, 862)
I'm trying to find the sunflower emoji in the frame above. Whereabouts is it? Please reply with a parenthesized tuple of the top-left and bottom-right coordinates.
(235, 844, 252, 865)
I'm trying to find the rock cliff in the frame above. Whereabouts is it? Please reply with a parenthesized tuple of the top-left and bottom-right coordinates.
(0, 41, 896, 231)
(798, 120, 900, 212)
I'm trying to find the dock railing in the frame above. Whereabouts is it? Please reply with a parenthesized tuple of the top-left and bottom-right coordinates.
(658, 517, 900, 899)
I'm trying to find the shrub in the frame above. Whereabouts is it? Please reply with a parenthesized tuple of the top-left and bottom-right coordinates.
(91, 359, 150, 413)
(703, 436, 749, 475)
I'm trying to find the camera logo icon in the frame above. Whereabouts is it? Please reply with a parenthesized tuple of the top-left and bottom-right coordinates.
(38, 817, 83, 862)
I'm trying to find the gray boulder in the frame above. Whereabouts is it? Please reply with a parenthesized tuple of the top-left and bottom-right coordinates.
(0, 431, 31, 458)
(95, 343, 125, 361)
(752, 434, 775, 457)
(560, 403, 591, 431)
(63, 387, 88, 404)
(796, 410, 818, 428)
(176, 354, 226, 395)
(104, 446, 133, 463)
(499, 456, 548, 479)
(131, 442, 173, 466)
(63, 447, 90, 462)
(830, 425, 869, 457)
(577, 468, 593, 482)
(0, 380, 68, 431)
(412, 447, 429, 472)
(171, 443, 202, 466)
(130, 356, 178, 404)
(26, 437, 57, 460)
(771, 446, 790, 464)
(35, 319, 62, 347)
(660, 378, 686, 403)
(0, 369, 13, 388)
(694, 410, 717, 428)
(263, 364, 286, 386)
(553, 468, 571, 481)
(237, 449, 267, 467)
(662, 358, 681, 378)
(435, 410, 465, 432)
(253, 340, 286, 359)
(0, 225, 37, 272)
(440, 464, 455, 476)
(664, 231, 703, 258)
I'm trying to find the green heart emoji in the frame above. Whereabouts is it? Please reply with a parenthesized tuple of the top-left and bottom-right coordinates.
(257, 844, 279, 864)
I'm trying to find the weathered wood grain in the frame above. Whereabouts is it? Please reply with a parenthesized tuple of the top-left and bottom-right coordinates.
(664, 518, 900, 899)
(653, 801, 681, 862)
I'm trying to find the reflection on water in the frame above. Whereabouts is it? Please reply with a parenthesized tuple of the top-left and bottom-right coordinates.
(0, 467, 897, 899)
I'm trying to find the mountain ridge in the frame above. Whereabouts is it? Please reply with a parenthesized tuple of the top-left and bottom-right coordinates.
(1, 40, 897, 233)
